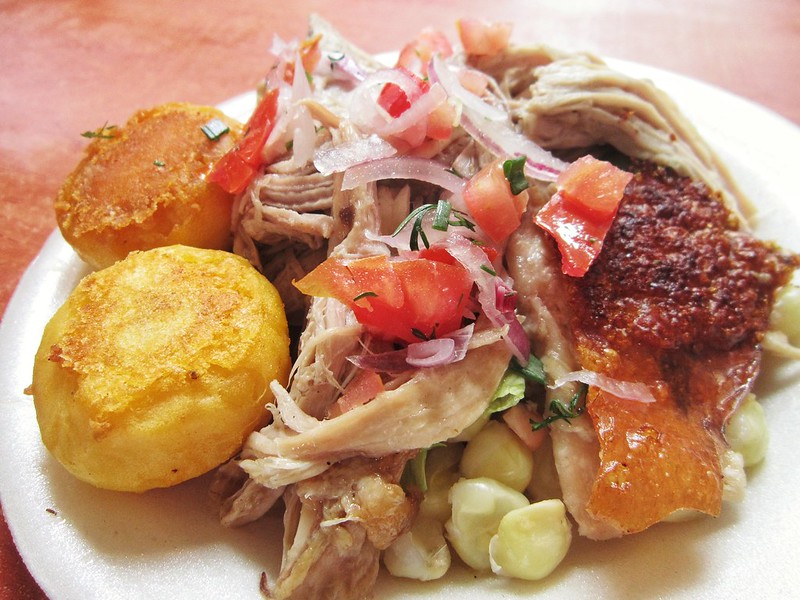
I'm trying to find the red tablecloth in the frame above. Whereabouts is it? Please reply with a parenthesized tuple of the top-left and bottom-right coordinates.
(2, 1, 798, 596)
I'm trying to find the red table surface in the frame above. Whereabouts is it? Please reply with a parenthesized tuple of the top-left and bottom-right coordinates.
(1, 1, 798, 597)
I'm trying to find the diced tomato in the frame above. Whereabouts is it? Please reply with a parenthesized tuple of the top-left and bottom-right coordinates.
(299, 34, 323, 74)
(377, 67, 429, 118)
(328, 370, 385, 417)
(409, 137, 453, 160)
(425, 100, 456, 140)
(279, 34, 322, 85)
(557, 155, 634, 221)
(420, 241, 499, 265)
(374, 66, 455, 151)
(418, 246, 457, 265)
(535, 192, 614, 277)
(377, 83, 412, 117)
(294, 255, 473, 343)
(295, 255, 403, 309)
(458, 68, 491, 96)
(462, 158, 529, 244)
(208, 88, 280, 194)
(396, 27, 453, 77)
(535, 155, 632, 277)
(456, 19, 512, 56)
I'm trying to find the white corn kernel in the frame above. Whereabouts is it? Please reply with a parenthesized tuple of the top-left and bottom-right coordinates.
(725, 394, 769, 467)
(488, 499, 572, 581)
(383, 516, 451, 581)
(445, 477, 528, 571)
(770, 285, 800, 346)
(460, 420, 534, 492)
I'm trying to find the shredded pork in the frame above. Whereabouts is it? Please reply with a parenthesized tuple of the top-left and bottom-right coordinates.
(210, 14, 797, 598)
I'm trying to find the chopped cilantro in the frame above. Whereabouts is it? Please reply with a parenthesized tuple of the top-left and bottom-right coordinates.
(503, 155, 530, 195)
(353, 291, 378, 302)
(392, 202, 475, 251)
(200, 118, 230, 141)
(432, 199, 452, 232)
(81, 122, 116, 139)
(510, 354, 546, 385)
(532, 384, 588, 430)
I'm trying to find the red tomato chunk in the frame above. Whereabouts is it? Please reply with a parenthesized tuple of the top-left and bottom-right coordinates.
(294, 255, 473, 343)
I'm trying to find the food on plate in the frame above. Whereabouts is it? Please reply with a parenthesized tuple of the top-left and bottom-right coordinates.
(55, 102, 243, 270)
(488, 498, 572, 580)
(205, 15, 798, 598)
(37, 12, 800, 599)
(31, 245, 290, 492)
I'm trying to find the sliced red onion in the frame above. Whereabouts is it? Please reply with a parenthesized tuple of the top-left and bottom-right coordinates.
(348, 323, 475, 372)
(264, 35, 298, 89)
(349, 68, 428, 133)
(434, 233, 502, 324)
(313, 134, 397, 175)
(552, 370, 657, 403)
(289, 53, 317, 167)
(348, 348, 411, 374)
(348, 68, 452, 148)
(495, 279, 517, 313)
(317, 51, 368, 85)
(341, 156, 466, 195)
(291, 112, 316, 168)
(444, 323, 474, 360)
(493, 276, 530, 361)
(262, 84, 293, 160)
(430, 234, 528, 362)
(460, 108, 568, 182)
(406, 337, 456, 368)
(504, 317, 531, 364)
(365, 222, 453, 255)
(377, 82, 447, 138)
(428, 54, 506, 122)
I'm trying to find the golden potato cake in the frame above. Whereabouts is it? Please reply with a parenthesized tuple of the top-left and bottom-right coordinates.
(55, 103, 243, 270)
(31, 245, 290, 493)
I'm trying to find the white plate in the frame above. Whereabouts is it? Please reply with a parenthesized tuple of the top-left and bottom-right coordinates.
(2, 61, 800, 600)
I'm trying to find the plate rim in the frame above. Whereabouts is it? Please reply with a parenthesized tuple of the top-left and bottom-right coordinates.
(3, 57, 800, 600)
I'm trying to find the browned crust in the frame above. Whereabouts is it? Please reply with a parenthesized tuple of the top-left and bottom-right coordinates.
(566, 162, 798, 533)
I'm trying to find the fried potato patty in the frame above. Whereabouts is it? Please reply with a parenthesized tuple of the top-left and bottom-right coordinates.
(31, 245, 290, 492)
(55, 103, 243, 270)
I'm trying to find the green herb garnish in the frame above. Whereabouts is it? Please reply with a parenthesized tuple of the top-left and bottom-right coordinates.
(411, 327, 436, 341)
(81, 122, 117, 139)
(393, 204, 433, 251)
(200, 118, 230, 141)
(401, 448, 430, 492)
(532, 384, 588, 430)
(353, 291, 378, 302)
(392, 201, 475, 251)
(480, 265, 497, 276)
(503, 155, 530, 195)
(432, 199, 452, 232)
(510, 354, 546, 385)
(153, 159, 166, 167)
